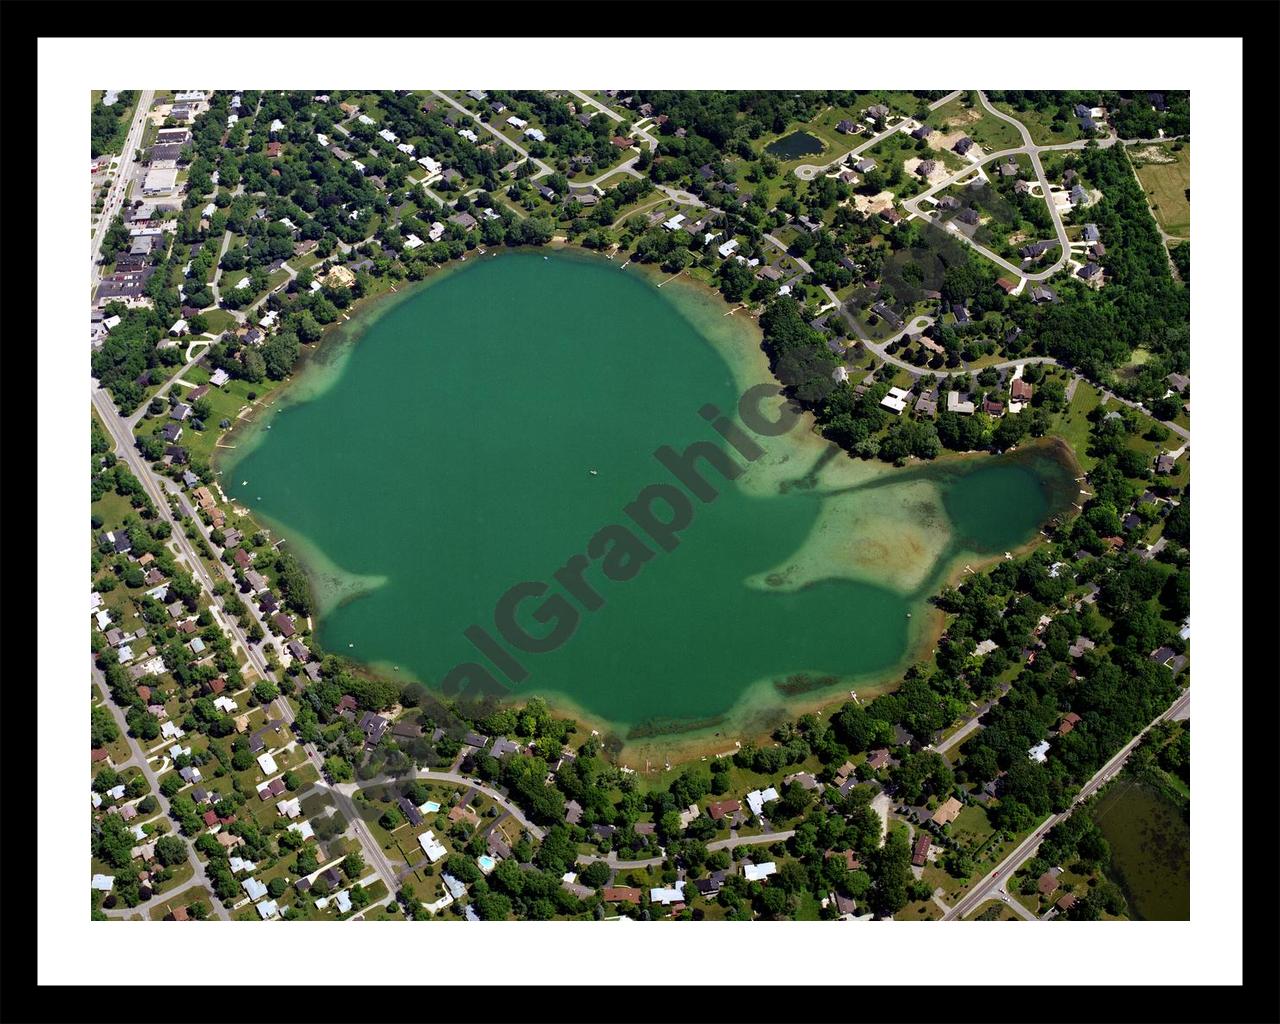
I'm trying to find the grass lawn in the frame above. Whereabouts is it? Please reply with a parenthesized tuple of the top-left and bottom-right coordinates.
(148, 885, 217, 920)
(929, 93, 1023, 153)
(199, 308, 238, 334)
(963, 899, 1023, 921)
(1130, 143, 1190, 239)
(898, 897, 944, 920)
(988, 101, 1083, 146)
(1051, 379, 1101, 471)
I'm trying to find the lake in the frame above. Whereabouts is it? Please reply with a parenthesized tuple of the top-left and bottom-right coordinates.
(765, 131, 826, 159)
(226, 250, 1076, 749)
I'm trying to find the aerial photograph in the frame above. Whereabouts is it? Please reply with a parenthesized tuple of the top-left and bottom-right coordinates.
(88, 87, 1192, 924)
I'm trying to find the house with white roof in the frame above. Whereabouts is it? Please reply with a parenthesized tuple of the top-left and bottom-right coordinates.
(417, 155, 442, 175)
(744, 861, 778, 882)
(334, 889, 353, 914)
(880, 386, 911, 414)
(397, 142, 415, 155)
(649, 881, 686, 906)
(746, 787, 779, 818)
(403, 233, 424, 250)
(276, 797, 302, 819)
(524, 127, 545, 143)
(91, 874, 115, 891)
(717, 238, 740, 258)
(1028, 739, 1051, 763)
(288, 820, 315, 841)
(242, 876, 269, 901)
(357, 114, 375, 126)
(418, 830, 447, 862)
(662, 213, 687, 231)
(458, 128, 479, 143)
(257, 752, 278, 775)
(378, 128, 398, 144)
(229, 856, 256, 874)
(256, 899, 280, 919)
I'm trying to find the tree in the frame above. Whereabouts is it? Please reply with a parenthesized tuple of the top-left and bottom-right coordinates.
(155, 834, 188, 867)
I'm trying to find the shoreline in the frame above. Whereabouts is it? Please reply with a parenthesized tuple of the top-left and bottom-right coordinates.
(204, 242, 1080, 768)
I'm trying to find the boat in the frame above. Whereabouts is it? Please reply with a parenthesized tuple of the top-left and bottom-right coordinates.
(589, 469, 598, 476)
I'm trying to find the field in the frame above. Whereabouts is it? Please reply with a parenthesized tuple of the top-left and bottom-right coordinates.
(988, 100, 1082, 147)
(929, 93, 1023, 153)
(1130, 144, 1190, 239)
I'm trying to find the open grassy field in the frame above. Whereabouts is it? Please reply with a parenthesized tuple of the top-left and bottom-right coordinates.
(989, 100, 1082, 147)
(1130, 143, 1190, 239)
(930, 93, 1023, 153)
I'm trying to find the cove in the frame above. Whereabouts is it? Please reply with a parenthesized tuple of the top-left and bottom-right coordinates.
(225, 250, 1077, 743)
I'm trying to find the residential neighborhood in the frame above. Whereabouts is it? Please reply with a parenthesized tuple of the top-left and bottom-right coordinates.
(88, 85, 1190, 926)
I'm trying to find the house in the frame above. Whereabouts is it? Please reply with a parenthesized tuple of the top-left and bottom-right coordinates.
(854, 158, 876, 173)
(914, 389, 938, 417)
(917, 159, 936, 177)
(650, 882, 686, 906)
(418, 831, 447, 862)
(358, 711, 389, 747)
(866, 748, 892, 771)
(1166, 372, 1190, 393)
(1038, 872, 1061, 896)
(745, 787, 779, 818)
(1030, 285, 1057, 304)
(911, 834, 931, 867)
(1011, 378, 1034, 403)
(956, 207, 980, 226)
(983, 397, 1005, 417)
(242, 876, 269, 902)
(717, 238, 739, 259)
(707, 799, 740, 821)
(1082, 223, 1100, 242)
(523, 128, 545, 143)
(603, 886, 642, 905)
(610, 136, 634, 149)
(911, 124, 932, 140)
(947, 391, 976, 415)
(836, 119, 857, 134)
(256, 752, 279, 775)
(506, 115, 528, 130)
(954, 136, 974, 155)
(1028, 739, 1051, 763)
(1155, 452, 1178, 474)
(932, 796, 963, 828)
(743, 862, 777, 882)
(880, 386, 912, 415)
(998, 160, 1019, 177)
(1021, 240, 1052, 259)
(272, 613, 296, 638)
(1078, 262, 1102, 280)
(1056, 712, 1083, 736)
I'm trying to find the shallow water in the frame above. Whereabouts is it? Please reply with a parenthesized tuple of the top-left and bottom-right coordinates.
(226, 250, 1076, 740)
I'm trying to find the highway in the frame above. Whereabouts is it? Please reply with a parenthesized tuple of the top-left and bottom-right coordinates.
(942, 686, 1190, 920)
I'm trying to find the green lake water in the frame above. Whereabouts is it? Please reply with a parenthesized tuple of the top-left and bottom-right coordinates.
(1092, 777, 1191, 920)
(226, 251, 1077, 742)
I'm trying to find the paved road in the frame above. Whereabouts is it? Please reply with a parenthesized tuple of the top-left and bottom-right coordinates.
(92, 662, 231, 920)
(91, 90, 155, 288)
(574, 829, 796, 870)
(337, 768, 548, 842)
(431, 90, 553, 182)
(943, 687, 1190, 921)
